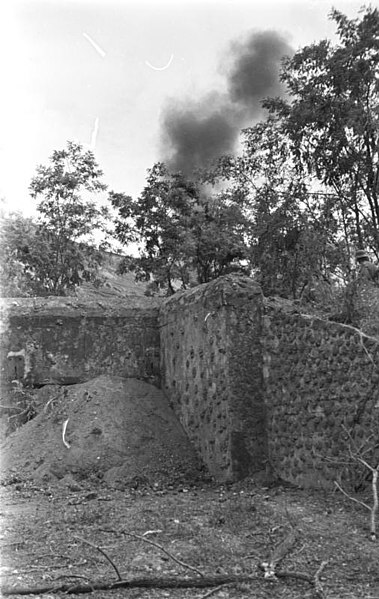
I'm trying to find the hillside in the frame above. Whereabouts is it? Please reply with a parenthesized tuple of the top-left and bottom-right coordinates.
(70, 252, 158, 303)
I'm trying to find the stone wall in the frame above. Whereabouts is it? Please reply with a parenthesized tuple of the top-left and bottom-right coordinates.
(1, 297, 160, 388)
(262, 300, 379, 488)
(160, 276, 379, 487)
(2, 277, 378, 488)
(159, 276, 267, 482)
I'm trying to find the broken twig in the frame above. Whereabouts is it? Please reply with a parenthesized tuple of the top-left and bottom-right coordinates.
(74, 536, 122, 581)
(120, 530, 204, 577)
(43, 394, 59, 413)
(314, 560, 328, 599)
(199, 582, 233, 598)
(260, 522, 299, 579)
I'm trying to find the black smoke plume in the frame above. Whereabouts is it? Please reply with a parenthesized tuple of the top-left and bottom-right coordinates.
(160, 30, 293, 175)
(227, 31, 293, 112)
(160, 94, 242, 176)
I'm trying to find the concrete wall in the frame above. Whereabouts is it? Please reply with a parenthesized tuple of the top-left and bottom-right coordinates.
(159, 276, 267, 482)
(1, 297, 160, 388)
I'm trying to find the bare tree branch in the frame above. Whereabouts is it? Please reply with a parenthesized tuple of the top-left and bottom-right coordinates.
(73, 536, 122, 581)
(334, 481, 371, 511)
(370, 467, 378, 541)
(119, 530, 205, 578)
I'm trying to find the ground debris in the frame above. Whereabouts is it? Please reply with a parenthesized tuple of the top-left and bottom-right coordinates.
(0, 481, 378, 598)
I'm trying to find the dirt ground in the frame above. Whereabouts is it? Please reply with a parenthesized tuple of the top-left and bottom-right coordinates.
(1, 375, 379, 598)
(0, 477, 379, 598)
(0, 376, 204, 487)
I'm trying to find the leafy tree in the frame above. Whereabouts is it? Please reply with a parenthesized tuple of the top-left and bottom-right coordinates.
(0, 213, 42, 297)
(206, 115, 347, 299)
(109, 163, 251, 294)
(0, 212, 105, 297)
(265, 7, 379, 256)
(29, 141, 109, 294)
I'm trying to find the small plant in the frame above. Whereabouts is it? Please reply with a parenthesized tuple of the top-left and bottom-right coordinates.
(333, 426, 379, 541)
(0, 385, 37, 436)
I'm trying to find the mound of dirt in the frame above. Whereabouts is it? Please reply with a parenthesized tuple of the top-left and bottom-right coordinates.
(0, 375, 205, 488)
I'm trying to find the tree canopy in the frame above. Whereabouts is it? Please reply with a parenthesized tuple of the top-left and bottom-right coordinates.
(26, 141, 109, 295)
(109, 163, 251, 294)
(199, 6, 379, 300)
(265, 7, 379, 257)
(3, 7, 378, 310)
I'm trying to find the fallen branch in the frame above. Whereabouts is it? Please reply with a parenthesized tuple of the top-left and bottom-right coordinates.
(102, 528, 204, 578)
(0, 571, 319, 596)
(334, 481, 371, 511)
(0, 567, 331, 597)
(260, 522, 299, 579)
(53, 575, 92, 583)
(314, 561, 328, 599)
(0, 575, 255, 595)
(73, 536, 122, 581)
(199, 583, 233, 598)
(8, 405, 34, 421)
(43, 394, 60, 413)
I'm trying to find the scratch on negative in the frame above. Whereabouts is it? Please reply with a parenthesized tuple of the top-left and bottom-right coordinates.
(62, 418, 71, 449)
(145, 54, 174, 71)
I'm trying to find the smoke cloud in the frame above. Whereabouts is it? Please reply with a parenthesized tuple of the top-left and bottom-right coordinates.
(160, 94, 241, 176)
(160, 30, 293, 176)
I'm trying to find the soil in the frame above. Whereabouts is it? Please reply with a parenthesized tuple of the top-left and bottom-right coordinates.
(0, 375, 205, 488)
(1, 270, 379, 597)
(0, 477, 379, 598)
(0, 379, 379, 598)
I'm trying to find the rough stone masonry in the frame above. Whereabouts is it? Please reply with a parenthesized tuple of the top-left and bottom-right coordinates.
(159, 275, 379, 487)
(1, 275, 379, 488)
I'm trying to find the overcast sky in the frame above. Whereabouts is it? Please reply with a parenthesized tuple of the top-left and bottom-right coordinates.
(0, 0, 366, 216)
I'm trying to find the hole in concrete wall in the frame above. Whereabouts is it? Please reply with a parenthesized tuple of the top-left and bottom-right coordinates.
(7, 354, 25, 381)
